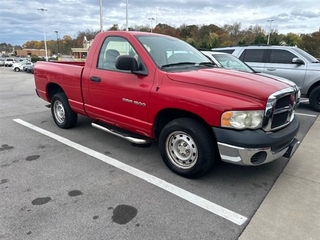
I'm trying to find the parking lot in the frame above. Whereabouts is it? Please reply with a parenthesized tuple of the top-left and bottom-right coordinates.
(0, 66, 319, 240)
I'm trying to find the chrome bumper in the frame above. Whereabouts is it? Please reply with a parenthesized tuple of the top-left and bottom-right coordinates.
(217, 138, 300, 166)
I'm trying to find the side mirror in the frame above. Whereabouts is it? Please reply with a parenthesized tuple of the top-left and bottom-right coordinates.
(115, 55, 138, 71)
(292, 57, 304, 65)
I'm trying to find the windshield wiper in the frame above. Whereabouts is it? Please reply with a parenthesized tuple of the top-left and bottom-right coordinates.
(161, 62, 196, 69)
(197, 62, 217, 67)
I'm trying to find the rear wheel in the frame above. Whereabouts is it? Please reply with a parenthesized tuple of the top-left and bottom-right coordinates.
(309, 86, 320, 112)
(159, 118, 218, 178)
(14, 67, 20, 72)
(51, 93, 77, 129)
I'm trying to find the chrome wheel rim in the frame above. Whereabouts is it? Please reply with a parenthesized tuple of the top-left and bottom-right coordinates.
(53, 100, 65, 124)
(166, 131, 198, 169)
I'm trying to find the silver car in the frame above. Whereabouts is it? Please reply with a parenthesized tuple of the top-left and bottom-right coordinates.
(201, 50, 300, 103)
(212, 45, 320, 111)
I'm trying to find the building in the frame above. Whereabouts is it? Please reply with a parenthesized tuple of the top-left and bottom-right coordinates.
(16, 49, 51, 57)
(71, 36, 94, 60)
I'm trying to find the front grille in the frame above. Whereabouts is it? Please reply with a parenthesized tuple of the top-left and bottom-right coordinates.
(263, 87, 297, 132)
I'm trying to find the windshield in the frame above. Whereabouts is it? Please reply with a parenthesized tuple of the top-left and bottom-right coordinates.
(294, 48, 319, 63)
(212, 53, 255, 73)
(136, 35, 211, 69)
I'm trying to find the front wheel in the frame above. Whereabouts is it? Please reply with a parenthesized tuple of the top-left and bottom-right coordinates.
(309, 86, 320, 112)
(14, 67, 20, 72)
(51, 93, 77, 129)
(159, 118, 218, 178)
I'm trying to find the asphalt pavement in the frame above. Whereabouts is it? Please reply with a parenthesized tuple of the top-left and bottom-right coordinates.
(239, 115, 320, 240)
(1, 66, 319, 239)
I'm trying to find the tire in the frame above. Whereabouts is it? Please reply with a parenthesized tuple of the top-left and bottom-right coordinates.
(51, 93, 77, 129)
(159, 118, 218, 178)
(14, 67, 20, 72)
(309, 86, 320, 112)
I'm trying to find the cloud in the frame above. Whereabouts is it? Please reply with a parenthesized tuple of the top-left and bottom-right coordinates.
(291, 9, 320, 18)
(0, 0, 319, 46)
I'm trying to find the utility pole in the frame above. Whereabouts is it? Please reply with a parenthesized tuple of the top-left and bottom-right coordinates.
(99, 0, 103, 32)
(38, 8, 48, 61)
(54, 30, 59, 55)
(267, 19, 274, 45)
(126, 0, 128, 31)
(148, 17, 155, 33)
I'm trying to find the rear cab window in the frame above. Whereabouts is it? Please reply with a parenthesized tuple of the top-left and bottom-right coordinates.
(97, 36, 138, 71)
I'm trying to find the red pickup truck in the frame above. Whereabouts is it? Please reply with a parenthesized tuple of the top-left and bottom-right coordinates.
(34, 31, 300, 178)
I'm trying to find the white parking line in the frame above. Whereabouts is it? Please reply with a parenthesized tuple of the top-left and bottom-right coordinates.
(295, 112, 318, 118)
(13, 118, 247, 226)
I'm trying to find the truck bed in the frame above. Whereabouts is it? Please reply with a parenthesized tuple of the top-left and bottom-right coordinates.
(34, 61, 85, 114)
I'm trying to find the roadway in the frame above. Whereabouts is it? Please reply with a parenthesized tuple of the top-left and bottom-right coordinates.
(0, 66, 318, 240)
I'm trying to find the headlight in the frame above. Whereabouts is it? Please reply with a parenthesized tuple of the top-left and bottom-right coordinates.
(221, 110, 264, 130)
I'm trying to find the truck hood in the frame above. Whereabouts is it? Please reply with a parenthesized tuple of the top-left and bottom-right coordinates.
(258, 72, 297, 88)
(166, 68, 290, 100)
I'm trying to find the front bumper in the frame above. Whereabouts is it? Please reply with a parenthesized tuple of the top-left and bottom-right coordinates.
(213, 117, 300, 166)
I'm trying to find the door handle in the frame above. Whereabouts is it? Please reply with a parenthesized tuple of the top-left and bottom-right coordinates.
(266, 68, 276, 71)
(90, 76, 101, 82)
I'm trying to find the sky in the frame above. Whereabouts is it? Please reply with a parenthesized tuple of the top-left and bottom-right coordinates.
(0, 0, 319, 46)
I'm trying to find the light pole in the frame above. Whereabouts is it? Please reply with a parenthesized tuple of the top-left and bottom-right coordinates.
(148, 17, 155, 33)
(38, 8, 48, 61)
(99, 0, 103, 32)
(126, 0, 128, 31)
(267, 19, 274, 45)
(54, 30, 59, 55)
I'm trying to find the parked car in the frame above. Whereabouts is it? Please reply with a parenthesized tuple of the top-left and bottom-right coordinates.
(212, 45, 320, 111)
(25, 65, 34, 73)
(12, 61, 33, 72)
(0, 59, 4, 66)
(201, 50, 300, 97)
(4, 58, 15, 67)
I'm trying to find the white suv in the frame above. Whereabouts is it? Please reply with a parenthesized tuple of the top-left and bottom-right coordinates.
(4, 58, 15, 67)
(213, 45, 320, 111)
(12, 60, 33, 72)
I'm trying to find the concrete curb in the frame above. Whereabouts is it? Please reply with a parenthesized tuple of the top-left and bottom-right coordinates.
(239, 115, 320, 240)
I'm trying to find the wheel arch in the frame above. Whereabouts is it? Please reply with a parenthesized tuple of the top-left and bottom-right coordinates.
(47, 83, 65, 102)
(307, 80, 320, 98)
(153, 108, 217, 142)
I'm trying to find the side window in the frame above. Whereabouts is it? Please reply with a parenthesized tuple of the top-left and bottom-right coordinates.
(269, 50, 297, 64)
(97, 36, 138, 70)
(240, 49, 265, 62)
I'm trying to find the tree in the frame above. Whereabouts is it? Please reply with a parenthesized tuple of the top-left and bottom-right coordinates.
(299, 31, 320, 57)
(130, 25, 150, 32)
(253, 33, 267, 44)
(208, 33, 220, 48)
(240, 25, 266, 45)
(74, 29, 100, 49)
(108, 24, 119, 31)
(180, 24, 199, 41)
(154, 23, 180, 38)
(283, 33, 302, 46)
(3, 22, 319, 57)
(223, 22, 242, 43)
